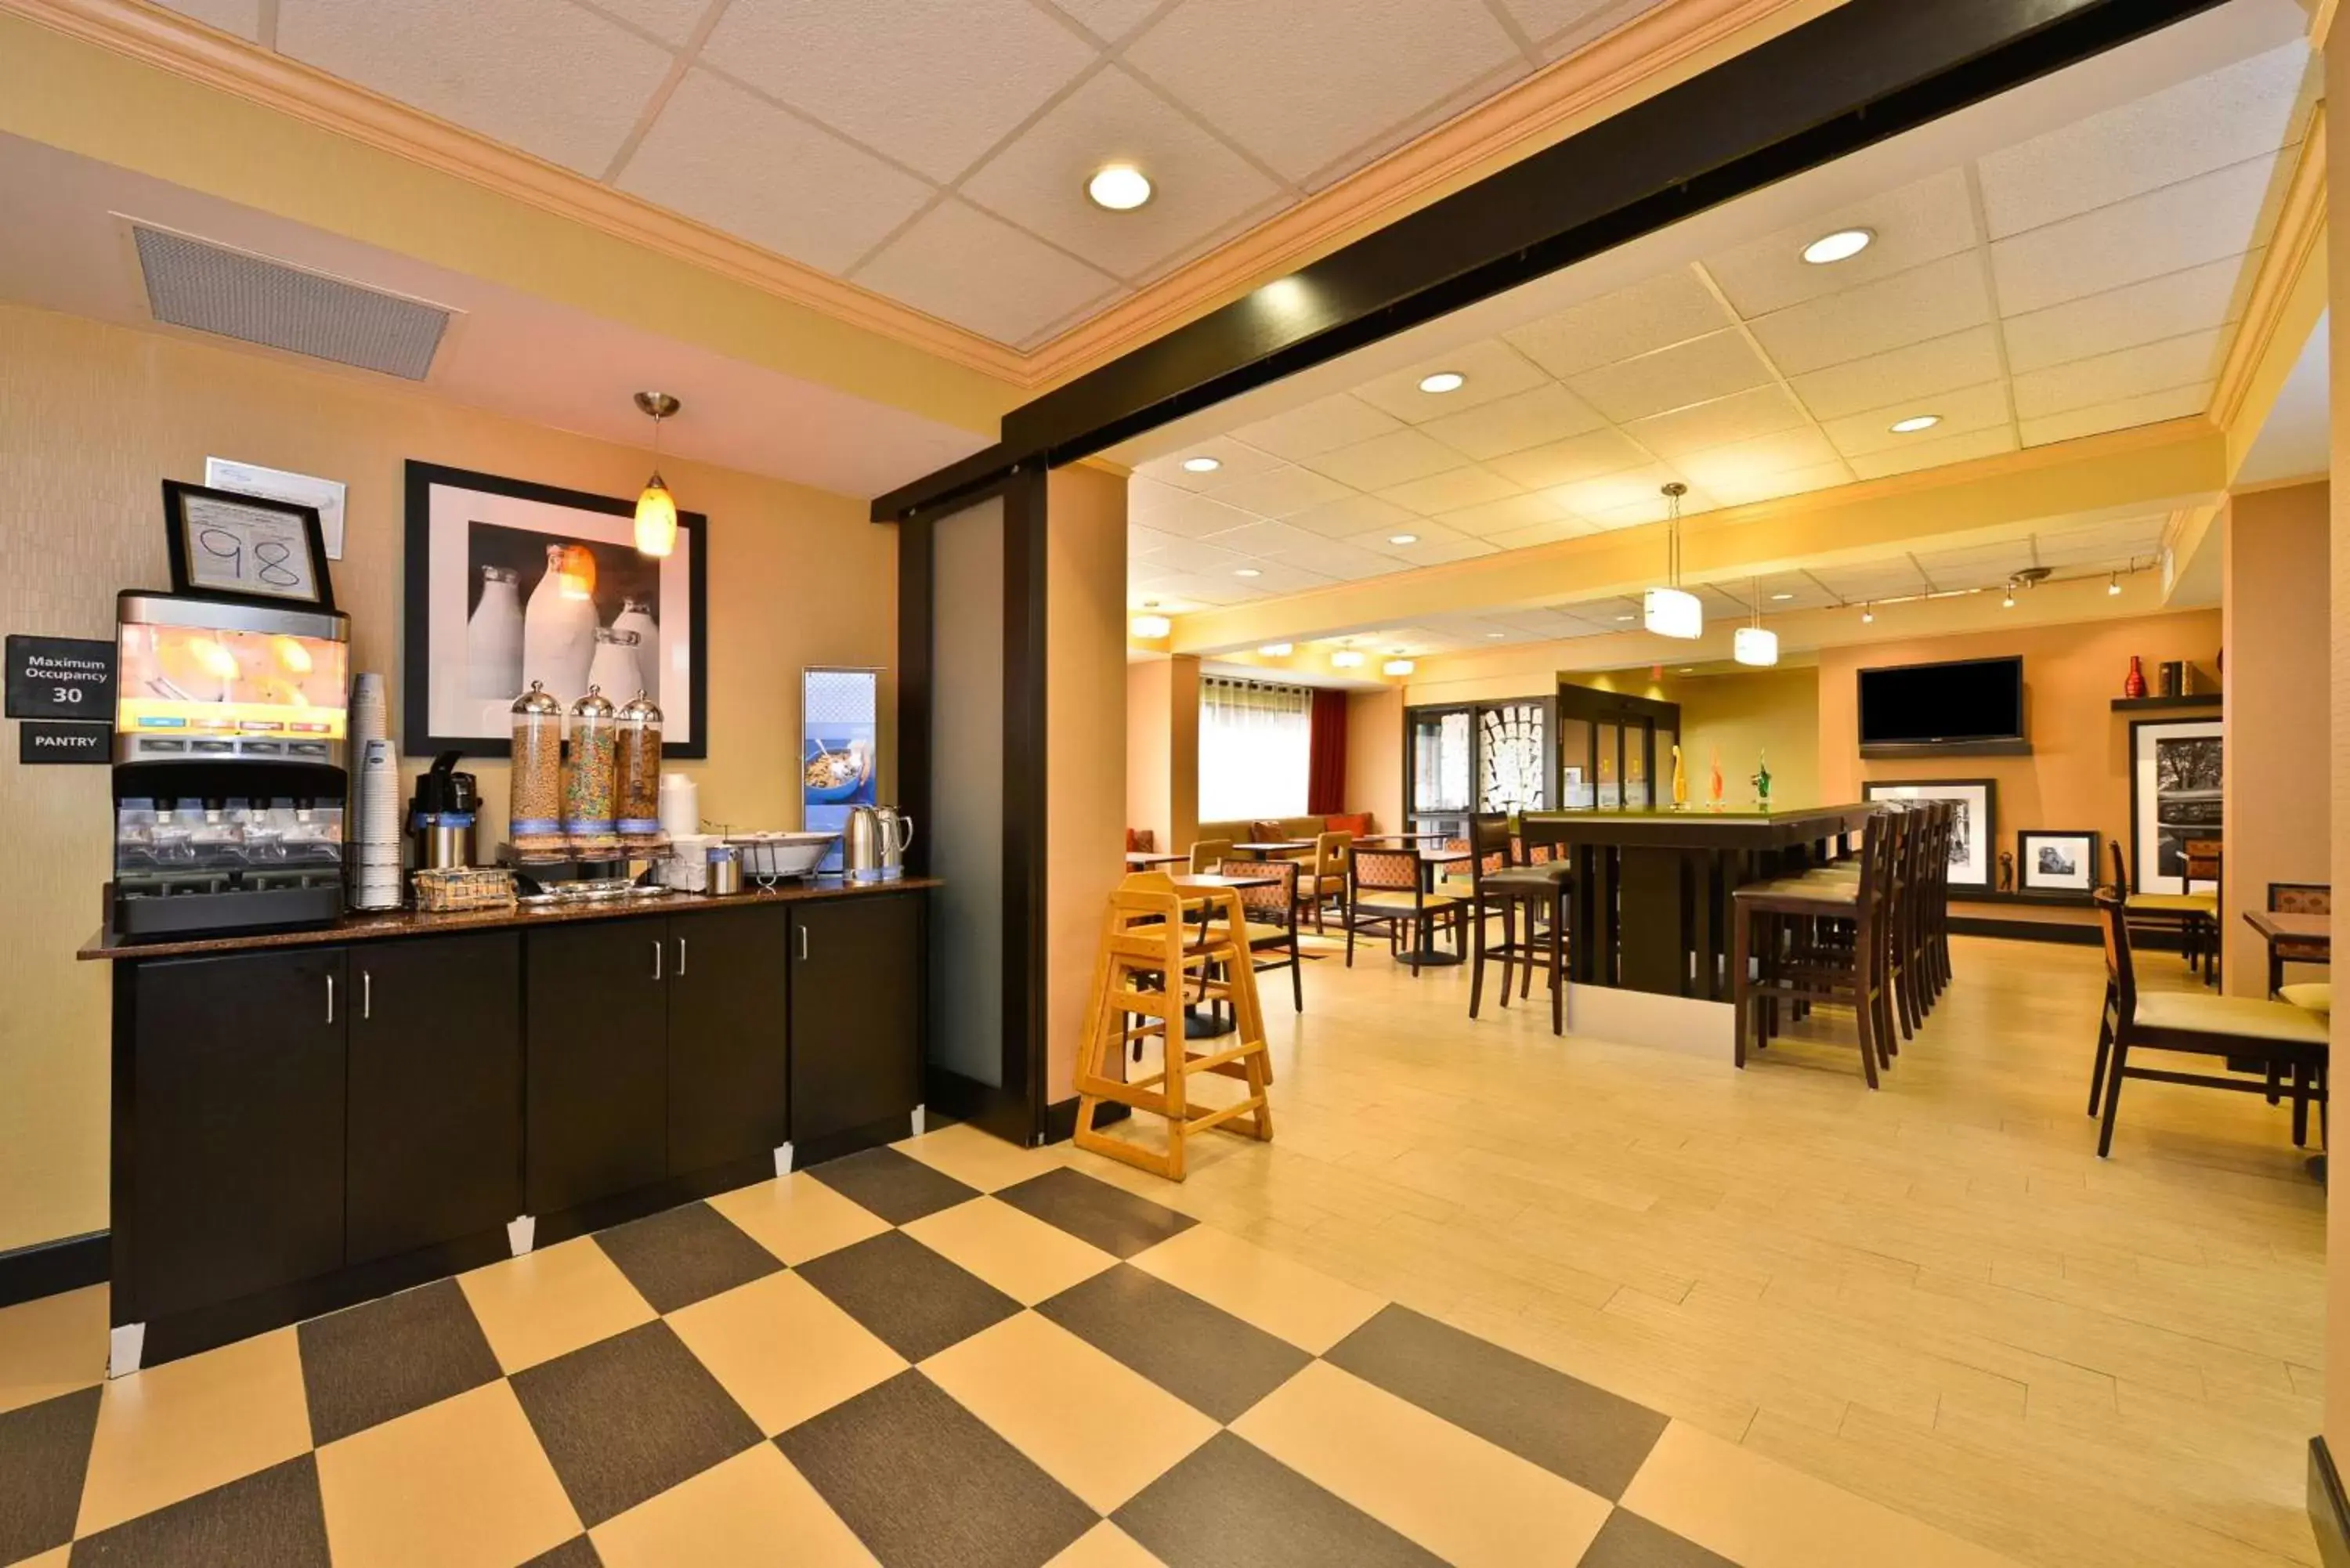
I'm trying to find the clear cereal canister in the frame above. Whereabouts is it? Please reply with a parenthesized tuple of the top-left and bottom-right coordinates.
(564, 685, 619, 854)
(508, 681, 566, 855)
(615, 689, 665, 847)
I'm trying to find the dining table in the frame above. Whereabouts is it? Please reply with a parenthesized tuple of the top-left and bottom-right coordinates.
(1400, 847, 1472, 966)
(1124, 851, 1188, 870)
(2244, 908, 2329, 998)
(1230, 840, 1314, 860)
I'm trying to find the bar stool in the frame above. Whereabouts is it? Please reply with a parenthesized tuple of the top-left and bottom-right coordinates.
(1733, 810, 1894, 1087)
(1463, 814, 1566, 1034)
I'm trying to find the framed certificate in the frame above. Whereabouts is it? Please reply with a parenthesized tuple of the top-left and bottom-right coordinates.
(162, 480, 336, 611)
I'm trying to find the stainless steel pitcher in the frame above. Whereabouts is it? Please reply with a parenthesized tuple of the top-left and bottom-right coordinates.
(844, 804, 887, 882)
(875, 806, 914, 879)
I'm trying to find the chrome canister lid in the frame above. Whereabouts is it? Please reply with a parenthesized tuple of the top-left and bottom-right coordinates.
(569, 685, 616, 719)
(617, 689, 663, 725)
(510, 680, 563, 717)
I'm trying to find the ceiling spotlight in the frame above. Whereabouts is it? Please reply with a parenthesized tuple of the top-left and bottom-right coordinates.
(2107, 572, 2122, 597)
(2001, 580, 2017, 609)
(1383, 657, 1415, 677)
(1770, 592, 1795, 602)
(1889, 414, 1941, 434)
(1615, 613, 1636, 623)
(1259, 642, 1294, 656)
(1802, 227, 1873, 265)
(1180, 455, 1220, 473)
(1130, 612, 1171, 638)
(1418, 372, 1466, 394)
(1331, 649, 1366, 669)
(1389, 533, 1420, 546)
(1086, 164, 1152, 211)
(1234, 567, 1261, 578)
(1860, 603, 1875, 624)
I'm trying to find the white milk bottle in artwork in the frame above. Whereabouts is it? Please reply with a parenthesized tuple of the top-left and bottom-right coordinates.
(612, 598, 660, 710)
(587, 627, 644, 709)
(521, 544, 596, 703)
(465, 565, 524, 700)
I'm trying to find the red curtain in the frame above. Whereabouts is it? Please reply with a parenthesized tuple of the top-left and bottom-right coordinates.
(1307, 688, 1348, 815)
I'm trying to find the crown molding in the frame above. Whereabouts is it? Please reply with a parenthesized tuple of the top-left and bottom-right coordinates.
(2211, 103, 2325, 434)
(0, 0, 1819, 392)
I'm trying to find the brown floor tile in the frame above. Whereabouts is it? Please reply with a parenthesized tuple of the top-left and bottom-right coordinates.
(667, 1271, 906, 1436)
(0, 1287, 107, 1417)
(993, 1169, 1195, 1259)
(806, 1147, 982, 1226)
(315, 1381, 580, 1568)
(69, 1455, 329, 1568)
(897, 1125, 1059, 1193)
(1034, 1265, 1308, 1424)
(902, 1198, 1118, 1306)
(1579, 1508, 1739, 1568)
(590, 1443, 876, 1568)
(519, 1536, 604, 1567)
(778, 1370, 1095, 1568)
(1127, 1226, 1381, 1353)
(707, 1173, 891, 1266)
(458, 1237, 657, 1375)
(296, 1278, 503, 1445)
(1324, 1305, 1668, 1500)
(794, 1231, 1021, 1364)
(1112, 1433, 1444, 1568)
(0, 1386, 99, 1565)
(74, 1327, 313, 1537)
(509, 1321, 763, 1528)
(591, 1202, 785, 1314)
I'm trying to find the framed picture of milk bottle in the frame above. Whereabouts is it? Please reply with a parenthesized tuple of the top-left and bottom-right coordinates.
(403, 461, 708, 757)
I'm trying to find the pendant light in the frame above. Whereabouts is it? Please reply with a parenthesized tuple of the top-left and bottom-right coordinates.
(1643, 482, 1702, 639)
(632, 392, 681, 558)
(1734, 576, 1778, 667)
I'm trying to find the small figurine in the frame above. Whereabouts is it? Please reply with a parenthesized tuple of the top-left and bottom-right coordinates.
(1998, 851, 2016, 893)
(1751, 749, 1771, 810)
(1671, 743, 1687, 809)
(1707, 746, 1724, 812)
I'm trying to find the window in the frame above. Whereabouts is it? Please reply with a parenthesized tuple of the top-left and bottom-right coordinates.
(1198, 677, 1311, 821)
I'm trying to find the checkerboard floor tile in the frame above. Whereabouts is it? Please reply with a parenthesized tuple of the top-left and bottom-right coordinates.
(0, 1129, 2031, 1568)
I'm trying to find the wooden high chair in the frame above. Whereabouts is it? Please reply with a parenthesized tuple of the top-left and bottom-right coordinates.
(1072, 871, 1274, 1180)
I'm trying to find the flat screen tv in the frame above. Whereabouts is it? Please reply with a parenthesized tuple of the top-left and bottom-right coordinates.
(1857, 656, 2023, 750)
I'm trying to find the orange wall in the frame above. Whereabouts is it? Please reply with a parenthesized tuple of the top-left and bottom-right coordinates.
(2222, 484, 2331, 993)
(1126, 659, 1172, 851)
(1347, 687, 1404, 830)
(1817, 610, 2222, 886)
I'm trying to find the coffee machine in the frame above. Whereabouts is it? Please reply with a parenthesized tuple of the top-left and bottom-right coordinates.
(110, 591, 352, 939)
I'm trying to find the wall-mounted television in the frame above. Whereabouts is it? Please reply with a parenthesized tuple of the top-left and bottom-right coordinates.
(1857, 656, 2025, 753)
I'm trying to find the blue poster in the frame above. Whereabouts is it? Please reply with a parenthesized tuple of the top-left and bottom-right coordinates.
(803, 667, 878, 872)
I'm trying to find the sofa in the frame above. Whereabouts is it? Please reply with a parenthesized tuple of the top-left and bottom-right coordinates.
(1195, 814, 1376, 854)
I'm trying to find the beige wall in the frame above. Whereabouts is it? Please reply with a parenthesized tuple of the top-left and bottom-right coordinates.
(0, 300, 895, 1252)
(2222, 484, 2330, 993)
(1346, 687, 1404, 829)
(1817, 610, 2222, 883)
(2326, 32, 2350, 1463)
(1126, 659, 1172, 851)
(1044, 465, 1127, 1104)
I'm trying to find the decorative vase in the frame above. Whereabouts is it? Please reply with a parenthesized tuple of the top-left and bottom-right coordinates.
(2123, 656, 2147, 699)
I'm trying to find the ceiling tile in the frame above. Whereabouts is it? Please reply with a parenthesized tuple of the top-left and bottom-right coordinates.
(1143, 534, 1252, 575)
(1701, 460, 1852, 508)
(1818, 380, 2012, 458)
(1203, 464, 1358, 517)
(1504, 268, 1730, 380)
(1050, 0, 1164, 42)
(1486, 517, 1596, 551)
(1747, 251, 1994, 376)
(2019, 383, 2211, 446)
(1421, 381, 1608, 461)
(1198, 518, 1325, 557)
(1788, 325, 2004, 421)
(590, 0, 713, 48)
(1541, 464, 1698, 521)
(1700, 168, 1979, 318)
(1304, 427, 1466, 490)
(1434, 493, 1576, 538)
(959, 66, 1283, 280)
(1566, 330, 1774, 423)
(703, 0, 1095, 182)
(1231, 394, 1405, 461)
(1987, 157, 2277, 316)
(855, 198, 1119, 345)
(1668, 427, 1842, 490)
(616, 69, 933, 273)
(1130, 487, 1263, 540)
(278, 0, 674, 176)
(1269, 535, 1420, 580)
(1622, 383, 1808, 459)
(1976, 43, 2311, 240)
(1352, 339, 1552, 421)
(1487, 427, 1652, 489)
(2000, 254, 2256, 374)
(1845, 424, 2016, 480)
(1578, 484, 1716, 529)
(1133, 435, 1286, 491)
(1376, 465, 1522, 515)
(1506, 0, 1665, 53)
(2010, 329, 2223, 420)
(1222, 561, 1338, 594)
(1125, 0, 1520, 184)
(1340, 522, 1499, 565)
(1144, 573, 1246, 606)
(150, 0, 261, 39)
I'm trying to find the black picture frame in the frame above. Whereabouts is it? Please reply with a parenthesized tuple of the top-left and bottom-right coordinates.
(2016, 829, 2098, 900)
(2126, 717, 2222, 894)
(1861, 777, 1998, 890)
(161, 479, 336, 612)
(402, 461, 707, 759)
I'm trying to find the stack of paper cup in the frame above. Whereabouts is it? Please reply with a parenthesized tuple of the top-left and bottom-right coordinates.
(350, 673, 389, 750)
(658, 772, 700, 840)
(350, 735, 405, 910)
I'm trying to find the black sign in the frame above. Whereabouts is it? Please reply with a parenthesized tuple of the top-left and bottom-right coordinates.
(19, 721, 111, 764)
(6, 635, 114, 721)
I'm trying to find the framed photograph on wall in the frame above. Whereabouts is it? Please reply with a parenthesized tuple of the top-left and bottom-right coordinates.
(2128, 717, 2222, 894)
(2017, 829, 2098, 898)
(403, 461, 707, 757)
(1862, 778, 1997, 890)
(162, 479, 335, 610)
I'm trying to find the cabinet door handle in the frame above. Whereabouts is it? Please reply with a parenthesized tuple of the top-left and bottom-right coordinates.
(361, 970, 371, 1021)
(653, 940, 663, 982)
(325, 973, 335, 1025)
(677, 937, 687, 977)
(798, 924, 808, 962)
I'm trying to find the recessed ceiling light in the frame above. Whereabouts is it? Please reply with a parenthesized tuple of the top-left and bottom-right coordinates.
(1770, 592, 1795, 602)
(1889, 414, 1941, 434)
(1086, 164, 1152, 211)
(1389, 533, 1419, 545)
(1418, 371, 1466, 394)
(1487, 631, 1506, 639)
(1234, 567, 1261, 578)
(1614, 614, 1635, 622)
(1802, 227, 1873, 265)
(1679, 667, 1695, 674)
(1180, 455, 1220, 473)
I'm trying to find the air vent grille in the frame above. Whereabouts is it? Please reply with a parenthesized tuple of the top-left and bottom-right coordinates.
(132, 225, 450, 381)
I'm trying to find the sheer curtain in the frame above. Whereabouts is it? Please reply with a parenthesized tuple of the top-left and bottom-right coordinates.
(1198, 677, 1312, 822)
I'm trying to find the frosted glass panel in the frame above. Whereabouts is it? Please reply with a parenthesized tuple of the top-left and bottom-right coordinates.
(929, 497, 1003, 1086)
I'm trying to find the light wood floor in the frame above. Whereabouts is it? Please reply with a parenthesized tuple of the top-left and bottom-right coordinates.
(1060, 934, 2327, 1568)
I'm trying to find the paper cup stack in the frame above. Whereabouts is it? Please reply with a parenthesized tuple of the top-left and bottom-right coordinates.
(349, 675, 404, 910)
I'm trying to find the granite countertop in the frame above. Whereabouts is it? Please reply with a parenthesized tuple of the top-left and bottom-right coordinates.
(79, 876, 942, 960)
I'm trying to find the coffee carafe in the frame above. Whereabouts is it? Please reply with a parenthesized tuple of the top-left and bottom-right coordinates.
(874, 806, 914, 880)
(843, 805, 886, 883)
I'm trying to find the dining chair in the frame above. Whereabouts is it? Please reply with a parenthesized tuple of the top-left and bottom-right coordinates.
(1188, 838, 1234, 875)
(1346, 847, 1461, 977)
(1214, 858, 1304, 1013)
(1733, 809, 1893, 1087)
(1301, 830, 1352, 933)
(1462, 814, 1566, 1033)
(2105, 840, 2217, 976)
(2268, 883, 2332, 991)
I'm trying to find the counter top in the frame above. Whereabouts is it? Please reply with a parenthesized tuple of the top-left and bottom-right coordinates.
(1519, 804, 1873, 849)
(79, 876, 941, 961)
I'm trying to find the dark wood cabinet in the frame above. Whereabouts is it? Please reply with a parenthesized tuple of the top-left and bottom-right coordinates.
(346, 934, 522, 1266)
(125, 947, 348, 1321)
(526, 918, 671, 1216)
(667, 905, 792, 1177)
(790, 893, 924, 1145)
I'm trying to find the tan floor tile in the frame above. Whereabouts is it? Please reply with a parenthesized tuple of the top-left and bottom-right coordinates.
(14, 1548, 70, 1568)
(1230, 1360, 1612, 1567)
(898, 1122, 1060, 1192)
(707, 1172, 891, 1265)
(1621, 1421, 2030, 1568)
(1129, 1223, 1383, 1353)
(75, 1327, 313, 1536)
(316, 1380, 579, 1568)
(591, 1442, 877, 1568)
(667, 1270, 906, 1436)
(921, 1312, 1217, 1513)
(1047, 1519, 1168, 1566)
(458, 1236, 656, 1374)
(902, 1198, 1119, 1306)
(0, 1284, 107, 1415)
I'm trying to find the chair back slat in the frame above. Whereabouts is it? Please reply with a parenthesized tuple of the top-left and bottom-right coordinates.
(1215, 860, 1296, 918)
(2093, 888, 2136, 1021)
(1350, 847, 1419, 891)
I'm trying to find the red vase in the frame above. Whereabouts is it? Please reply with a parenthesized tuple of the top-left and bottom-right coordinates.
(2124, 656, 2147, 699)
